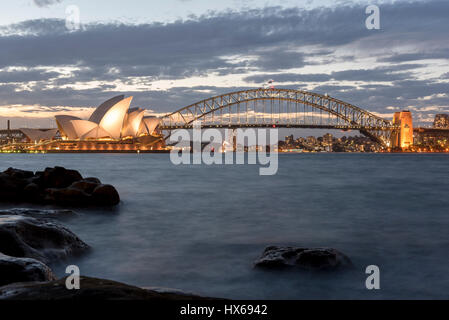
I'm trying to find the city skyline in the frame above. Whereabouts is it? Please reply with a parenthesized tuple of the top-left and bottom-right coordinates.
(0, 0, 448, 129)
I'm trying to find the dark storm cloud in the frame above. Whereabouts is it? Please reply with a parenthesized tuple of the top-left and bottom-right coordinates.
(0, 10, 312, 73)
(378, 49, 449, 63)
(1, 1, 447, 75)
(330, 68, 409, 82)
(244, 64, 422, 84)
(0, 19, 68, 37)
(244, 73, 331, 83)
(250, 50, 305, 71)
(33, 0, 62, 8)
(3, 0, 435, 71)
(310, 79, 449, 111)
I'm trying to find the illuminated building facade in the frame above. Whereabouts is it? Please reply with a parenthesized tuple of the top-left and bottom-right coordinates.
(28, 95, 165, 152)
(392, 111, 414, 149)
(433, 114, 449, 129)
(55, 95, 160, 140)
(19, 128, 59, 143)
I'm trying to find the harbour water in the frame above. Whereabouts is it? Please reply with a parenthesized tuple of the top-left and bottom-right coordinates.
(1, 153, 448, 299)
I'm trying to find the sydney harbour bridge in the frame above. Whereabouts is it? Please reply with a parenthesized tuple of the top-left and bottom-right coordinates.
(159, 88, 401, 147)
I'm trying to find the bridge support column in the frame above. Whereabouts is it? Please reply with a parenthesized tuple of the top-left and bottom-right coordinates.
(391, 111, 413, 150)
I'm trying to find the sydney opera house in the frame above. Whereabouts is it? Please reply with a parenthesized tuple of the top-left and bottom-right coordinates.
(15, 95, 165, 152)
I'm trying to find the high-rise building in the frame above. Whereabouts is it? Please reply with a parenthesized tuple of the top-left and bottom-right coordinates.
(322, 133, 333, 152)
(306, 136, 317, 144)
(285, 134, 294, 144)
(323, 133, 333, 145)
(433, 114, 449, 129)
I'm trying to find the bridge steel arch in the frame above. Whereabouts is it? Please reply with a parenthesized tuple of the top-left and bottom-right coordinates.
(159, 88, 398, 146)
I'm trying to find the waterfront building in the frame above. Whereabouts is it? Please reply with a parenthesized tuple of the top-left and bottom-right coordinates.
(20, 128, 59, 143)
(433, 114, 449, 129)
(55, 95, 160, 141)
(2, 96, 165, 152)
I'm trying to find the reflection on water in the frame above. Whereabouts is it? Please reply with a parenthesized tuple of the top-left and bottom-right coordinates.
(1, 153, 449, 299)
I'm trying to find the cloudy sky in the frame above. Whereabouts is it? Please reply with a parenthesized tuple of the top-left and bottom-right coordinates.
(0, 0, 448, 128)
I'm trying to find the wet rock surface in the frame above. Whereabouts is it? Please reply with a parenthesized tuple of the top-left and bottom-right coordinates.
(0, 208, 91, 290)
(0, 208, 77, 219)
(0, 167, 120, 206)
(254, 246, 353, 271)
(0, 214, 89, 264)
(0, 276, 218, 300)
(0, 210, 214, 300)
(0, 253, 56, 287)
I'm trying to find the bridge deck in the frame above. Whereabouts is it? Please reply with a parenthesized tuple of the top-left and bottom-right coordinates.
(159, 124, 394, 131)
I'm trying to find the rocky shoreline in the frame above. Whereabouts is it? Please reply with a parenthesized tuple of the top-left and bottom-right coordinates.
(0, 167, 217, 300)
(0, 207, 216, 300)
(0, 276, 216, 300)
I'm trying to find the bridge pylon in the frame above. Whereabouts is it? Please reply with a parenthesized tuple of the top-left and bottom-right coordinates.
(391, 111, 413, 150)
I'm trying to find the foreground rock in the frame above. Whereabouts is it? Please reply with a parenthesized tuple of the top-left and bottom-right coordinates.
(0, 276, 218, 300)
(0, 214, 89, 264)
(0, 208, 77, 219)
(0, 253, 56, 287)
(0, 167, 120, 206)
(254, 246, 353, 271)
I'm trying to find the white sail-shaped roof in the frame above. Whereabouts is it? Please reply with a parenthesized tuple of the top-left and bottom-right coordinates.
(54, 95, 159, 141)
(70, 120, 99, 139)
(55, 115, 80, 139)
(20, 128, 58, 142)
(138, 116, 161, 135)
(99, 96, 133, 139)
(122, 107, 145, 137)
(81, 126, 112, 139)
(89, 95, 125, 124)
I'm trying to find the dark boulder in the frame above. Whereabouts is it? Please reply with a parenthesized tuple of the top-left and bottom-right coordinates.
(40, 166, 83, 189)
(0, 253, 56, 287)
(0, 167, 120, 207)
(45, 187, 92, 205)
(70, 179, 100, 194)
(3, 168, 34, 180)
(27, 171, 44, 186)
(84, 177, 101, 185)
(0, 214, 89, 264)
(92, 184, 120, 206)
(23, 183, 40, 200)
(0, 276, 219, 300)
(254, 246, 353, 271)
(0, 173, 28, 201)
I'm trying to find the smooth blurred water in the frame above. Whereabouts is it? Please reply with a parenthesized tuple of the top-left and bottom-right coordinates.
(1, 153, 449, 299)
